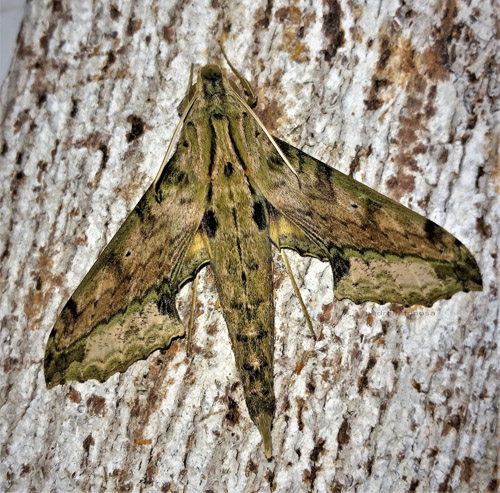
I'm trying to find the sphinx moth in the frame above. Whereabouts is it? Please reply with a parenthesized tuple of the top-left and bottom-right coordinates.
(44, 60, 482, 458)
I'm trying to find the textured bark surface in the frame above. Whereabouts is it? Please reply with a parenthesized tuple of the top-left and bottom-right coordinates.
(0, 0, 498, 491)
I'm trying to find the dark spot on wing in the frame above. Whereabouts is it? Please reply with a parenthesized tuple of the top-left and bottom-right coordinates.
(331, 255, 350, 283)
(241, 271, 247, 285)
(157, 294, 176, 316)
(351, 204, 358, 208)
(268, 151, 284, 170)
(316, 162, 333, 181)
(252, 201, 267, 230)
(224, 161, 234, 177)
(424, 219, 442, 242)
(212, 112, 224, 120)
(134, 196, 148, 220)
(65, 298, 78, 320)
(176, 171, 189, 185)
(203, 209, 218, 238)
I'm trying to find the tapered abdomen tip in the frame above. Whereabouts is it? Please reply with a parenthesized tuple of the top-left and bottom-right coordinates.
(256, 413, 273, 459)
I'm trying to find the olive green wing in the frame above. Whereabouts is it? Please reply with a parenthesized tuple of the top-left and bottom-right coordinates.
(262, 138, 482, 307)
(44, 150, 210, 388)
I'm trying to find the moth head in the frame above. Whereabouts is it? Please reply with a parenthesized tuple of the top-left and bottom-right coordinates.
(198, 64, 227, 100)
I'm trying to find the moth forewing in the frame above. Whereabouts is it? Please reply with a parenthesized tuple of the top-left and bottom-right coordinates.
(45, 62, 482, 460)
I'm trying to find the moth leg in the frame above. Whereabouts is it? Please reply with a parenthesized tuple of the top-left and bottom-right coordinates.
(186, 274, 199, 356)
(281, 248, 316, 339)
(219, 41, 257, 107)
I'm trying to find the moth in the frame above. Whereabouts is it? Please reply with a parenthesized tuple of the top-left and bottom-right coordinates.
(45, 56, 482, 459)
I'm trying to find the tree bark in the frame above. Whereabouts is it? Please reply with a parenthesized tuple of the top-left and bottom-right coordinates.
(0, 0, 498, 491)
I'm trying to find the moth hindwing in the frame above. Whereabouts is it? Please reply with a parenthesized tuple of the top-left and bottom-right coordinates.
(45, 63, 482, 459)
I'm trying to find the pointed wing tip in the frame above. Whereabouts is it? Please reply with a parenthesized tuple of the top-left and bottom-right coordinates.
(45, 375, 60, 389)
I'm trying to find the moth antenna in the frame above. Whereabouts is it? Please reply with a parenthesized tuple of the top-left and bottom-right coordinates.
(229, 90, 300, 183)
(186, 274, 199, 356)
(187, 63, 194, 98)
(281, 248, 316, 339)
(219, 41, 257, 107)
(153, 94, 198, 195)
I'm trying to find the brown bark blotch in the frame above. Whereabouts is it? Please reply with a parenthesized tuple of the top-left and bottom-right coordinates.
(358, 356, 376, 392)
(245, 459, 258, 476)
(322, 0, 345, 62)
(460, 457, 474, 482)
(443, 413, 461, 435)
(296, 396, 305, 431)
(254, 0, 274, 30)
(476, 217, 492, 239)
(409, 478, 420, 491)
(265, 470, 276, 490)
(257, 99, 284, 135)
(83, 434, 95, 455)
(225, 396, 240, 426)
(127, 18, 142, 36)
(337, 416, 350, 451)
(87, 394, 106, 417)
(110, 4, 121, 20)
(3, 357, 18, 372)
(163, 26, 175, 43)
(303, 438, 325, 487)
(319, 302, 333, 323)
(69, 387, 82, 403)
(126, 115, 145, 142)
